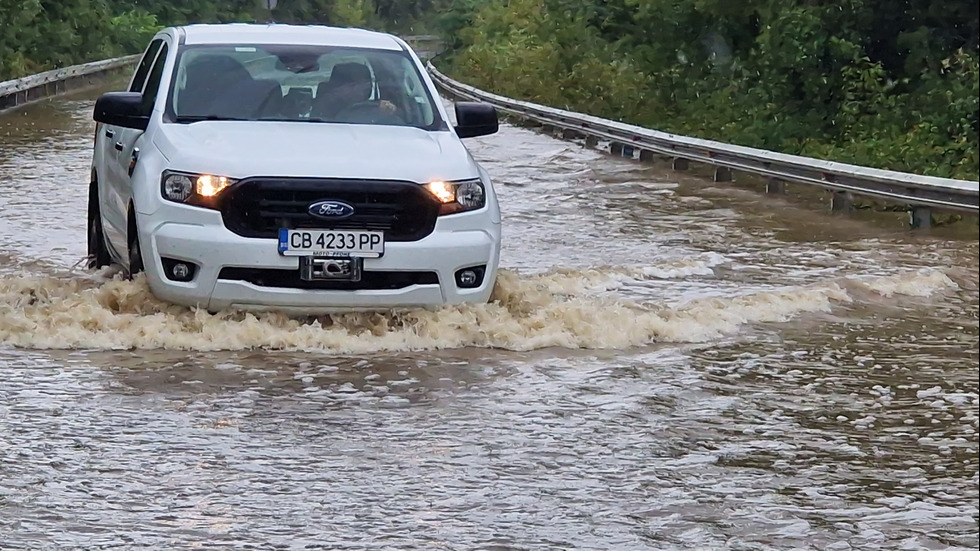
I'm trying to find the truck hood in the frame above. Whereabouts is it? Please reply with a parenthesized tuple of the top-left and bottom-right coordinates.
(152, 121, 479, 183)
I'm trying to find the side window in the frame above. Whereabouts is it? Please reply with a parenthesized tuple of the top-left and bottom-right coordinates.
(140, 44, 170, 115)
(129, 39, 163, 93)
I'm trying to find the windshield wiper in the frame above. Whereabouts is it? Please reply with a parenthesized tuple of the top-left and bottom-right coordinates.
(250, 117, 329, 123)
(173, 114, 248, 123)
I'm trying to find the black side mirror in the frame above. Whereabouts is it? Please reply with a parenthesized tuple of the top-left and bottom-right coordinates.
(454, 102, 498, 138)
(93, 91, 149, 130)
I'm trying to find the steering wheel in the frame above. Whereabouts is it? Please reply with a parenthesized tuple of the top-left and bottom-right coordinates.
(335, 100, 404, 124)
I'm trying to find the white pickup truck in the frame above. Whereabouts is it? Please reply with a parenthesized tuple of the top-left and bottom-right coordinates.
(89, 23, 501, 313)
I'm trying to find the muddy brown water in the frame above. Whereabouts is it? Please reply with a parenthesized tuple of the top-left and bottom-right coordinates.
(0, 85, 977, 550)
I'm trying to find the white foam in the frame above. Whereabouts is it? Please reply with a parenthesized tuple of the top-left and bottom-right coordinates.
(0, 267, 959, 352)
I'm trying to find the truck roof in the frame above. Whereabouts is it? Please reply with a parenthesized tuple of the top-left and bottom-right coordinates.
(179, 23, 403, 51)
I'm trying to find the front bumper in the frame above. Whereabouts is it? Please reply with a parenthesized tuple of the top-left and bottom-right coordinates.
(139, 206, 500, 313)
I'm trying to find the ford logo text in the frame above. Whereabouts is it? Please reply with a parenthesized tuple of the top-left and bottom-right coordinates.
(308, 200, 355, 220)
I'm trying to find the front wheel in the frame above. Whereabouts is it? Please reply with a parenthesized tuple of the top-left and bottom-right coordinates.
(127, 213, 144, 279)
(87, 182, 111, 269)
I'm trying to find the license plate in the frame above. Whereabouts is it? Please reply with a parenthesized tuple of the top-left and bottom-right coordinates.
(278, 229, 384, 257)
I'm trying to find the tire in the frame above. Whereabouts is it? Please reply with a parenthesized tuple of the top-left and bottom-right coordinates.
(127, 211, 144, 279)
(87, 182, 111, 269)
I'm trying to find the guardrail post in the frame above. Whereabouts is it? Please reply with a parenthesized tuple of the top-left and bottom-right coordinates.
(909, 206, 932, 229)
(713, 167, 732, 182)
(561, 128, 581, 139)
(672, 158, 689, 170)
(639, 150, 655, 162)
(766, 177, 786, 194)
(585, 135, 599, 148)
(831, 190, 852, 212)
(610, 142, 624, 155)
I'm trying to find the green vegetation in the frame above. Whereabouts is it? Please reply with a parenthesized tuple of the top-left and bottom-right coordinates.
(432, 0, 979, 180)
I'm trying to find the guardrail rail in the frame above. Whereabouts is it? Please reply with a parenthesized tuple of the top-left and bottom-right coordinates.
(427, 62, 979, 228)
(0, 55, 139, 113)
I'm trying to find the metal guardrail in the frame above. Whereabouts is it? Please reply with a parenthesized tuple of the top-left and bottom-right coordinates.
(427, 62, 979, 219)
(0, 55, 140, 113)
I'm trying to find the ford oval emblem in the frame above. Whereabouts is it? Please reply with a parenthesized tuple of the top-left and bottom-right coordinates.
(308, 200, 355, 220)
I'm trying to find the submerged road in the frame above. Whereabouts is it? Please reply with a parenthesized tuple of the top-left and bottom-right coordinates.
(0, 84, 977, 550)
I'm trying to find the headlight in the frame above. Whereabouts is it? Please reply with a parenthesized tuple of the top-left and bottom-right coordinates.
(425, 179, 486, 215)
(161, 171, 236, 207)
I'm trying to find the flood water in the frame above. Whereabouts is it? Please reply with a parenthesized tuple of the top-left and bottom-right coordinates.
(0, 84, 977, 550)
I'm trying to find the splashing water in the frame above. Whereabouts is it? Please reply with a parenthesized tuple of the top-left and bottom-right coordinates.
(0, 264, 957, 352)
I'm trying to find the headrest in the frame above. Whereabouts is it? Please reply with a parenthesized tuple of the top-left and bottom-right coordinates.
(329, 62, 371, 85)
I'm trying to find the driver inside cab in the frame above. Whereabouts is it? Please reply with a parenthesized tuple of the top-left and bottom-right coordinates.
(313, 62, 397, 122)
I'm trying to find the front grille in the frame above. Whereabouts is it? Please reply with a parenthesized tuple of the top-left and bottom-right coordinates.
(219, 178, 440, 241)
(218, 267, 439, 291)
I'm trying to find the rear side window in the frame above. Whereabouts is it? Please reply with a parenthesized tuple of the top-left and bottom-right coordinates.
(140, 44, 170, 115)
(129, 39, 163, 93)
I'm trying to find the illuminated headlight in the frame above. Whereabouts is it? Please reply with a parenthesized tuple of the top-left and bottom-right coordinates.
(161, 171, 236, 206)
(425, 179, 486, 215)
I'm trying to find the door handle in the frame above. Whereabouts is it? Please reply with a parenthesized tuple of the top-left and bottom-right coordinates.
(128, 147, 140, 177)
(104, 129, 114, 138)
(114, 141, 124, 151)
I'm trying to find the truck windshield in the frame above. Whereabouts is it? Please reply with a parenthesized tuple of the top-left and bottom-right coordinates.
(167, 44, 441, 129)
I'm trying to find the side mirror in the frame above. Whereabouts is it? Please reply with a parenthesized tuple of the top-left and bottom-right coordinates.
(93, 91, 149, 130)
(454, 102, 498, 138)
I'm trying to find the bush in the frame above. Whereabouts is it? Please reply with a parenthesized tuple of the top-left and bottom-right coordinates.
(109, 10, 164, 56)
